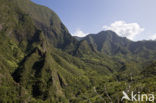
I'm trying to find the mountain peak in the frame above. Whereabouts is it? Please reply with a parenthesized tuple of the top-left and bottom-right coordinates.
(98, 30, 117, 35)
(97, 30, 129, 40)
(75, 30, 132, 55)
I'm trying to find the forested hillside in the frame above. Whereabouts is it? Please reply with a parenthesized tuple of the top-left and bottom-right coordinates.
(0, 0, 156, 103)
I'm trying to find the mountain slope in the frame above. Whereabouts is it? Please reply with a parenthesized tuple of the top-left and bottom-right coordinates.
(15, 0, 77, 50)
(76, 30, 156, 59)
(0, 0, 90, 102)
(0, 0, 156, 103)
(81, 31, 131, 55)
(74, 30, 156, 77)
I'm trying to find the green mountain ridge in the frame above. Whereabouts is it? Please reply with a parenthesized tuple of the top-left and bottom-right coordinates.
(76, 30, 156, 58)
(0, 0, 156, 103)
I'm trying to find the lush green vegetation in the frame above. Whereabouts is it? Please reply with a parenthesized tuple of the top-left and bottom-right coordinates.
(0, 0, 156, 103)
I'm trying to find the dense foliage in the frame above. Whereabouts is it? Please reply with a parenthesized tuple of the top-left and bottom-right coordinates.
(0, 0, 156, 103)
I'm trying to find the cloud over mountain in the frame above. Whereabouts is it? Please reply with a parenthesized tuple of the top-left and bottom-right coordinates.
(72, 29, 88, 37)
(150, 34, 156, 40)
(103, 21, 144, 40)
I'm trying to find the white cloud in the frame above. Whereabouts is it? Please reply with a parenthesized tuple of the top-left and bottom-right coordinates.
(72, 29, 88, 37)
(149, 34, 156, 40)
(103, 21, 144, 40)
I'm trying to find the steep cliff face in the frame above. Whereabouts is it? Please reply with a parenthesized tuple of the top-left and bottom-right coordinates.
(0, 0, 87, 102)
(15, 0, 77, 50)
(0, 0, 77, 50)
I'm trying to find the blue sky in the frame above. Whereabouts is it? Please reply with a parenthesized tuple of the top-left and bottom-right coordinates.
(31, 0, 156, 41)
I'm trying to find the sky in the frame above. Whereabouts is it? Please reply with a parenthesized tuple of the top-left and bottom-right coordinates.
(31, 0, 156, 41)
